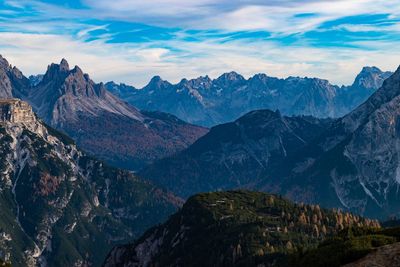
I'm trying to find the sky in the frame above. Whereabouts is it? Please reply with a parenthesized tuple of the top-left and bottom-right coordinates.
(0, 0, 400, 87)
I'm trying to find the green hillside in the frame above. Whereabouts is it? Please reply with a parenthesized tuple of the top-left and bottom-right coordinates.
(104, 190, 380, 266)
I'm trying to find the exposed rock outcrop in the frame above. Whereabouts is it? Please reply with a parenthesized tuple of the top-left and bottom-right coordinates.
(343, 242, 400, 267)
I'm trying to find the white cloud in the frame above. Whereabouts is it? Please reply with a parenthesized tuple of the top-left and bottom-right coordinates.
(79, 0, 400, 33)
(1, 0, 400, 88)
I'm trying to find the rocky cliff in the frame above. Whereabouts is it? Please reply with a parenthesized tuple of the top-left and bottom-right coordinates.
(0, 102, 181, 266)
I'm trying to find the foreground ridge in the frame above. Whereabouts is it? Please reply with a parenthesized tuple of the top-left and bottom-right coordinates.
(104, 190, 379, 267)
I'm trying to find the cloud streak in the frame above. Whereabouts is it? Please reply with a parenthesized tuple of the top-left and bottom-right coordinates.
(0, 0, 399, 87)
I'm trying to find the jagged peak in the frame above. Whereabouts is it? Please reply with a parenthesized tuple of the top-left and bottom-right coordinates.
(60, 58, 70, 72)
(179, 75, 212, 88)
(343, 65, 400, 131)
(144, 75, 171, 89)
(251, 73, 268, 80)
(150, 75, 163, 82)
(216, 71, 245, 82)
(0, 54, 10, 70)
(69, 65, 85, 78)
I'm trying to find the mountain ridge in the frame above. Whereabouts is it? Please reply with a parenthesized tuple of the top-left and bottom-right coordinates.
(106, 66, 392, 126)
(103, 190, 380, 267)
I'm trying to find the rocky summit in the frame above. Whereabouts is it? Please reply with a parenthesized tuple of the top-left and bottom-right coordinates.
(0, 100, 181, 266)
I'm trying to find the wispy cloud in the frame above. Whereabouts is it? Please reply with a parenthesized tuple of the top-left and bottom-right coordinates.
(0, 0, 399, 87)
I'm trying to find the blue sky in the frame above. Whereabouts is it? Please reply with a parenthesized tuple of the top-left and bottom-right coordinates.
(0, 0, 400, 87)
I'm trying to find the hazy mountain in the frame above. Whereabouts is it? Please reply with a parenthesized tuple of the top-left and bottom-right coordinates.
(139, 110, 332, 198)
(28, 74, 43, 86)
(0, 100, 181, 266)
(0, 56, 208, 170)
(106, 67, 392, 127)
(103, 190, 379, 267)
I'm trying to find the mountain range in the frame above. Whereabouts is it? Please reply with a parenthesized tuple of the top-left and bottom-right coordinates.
(139, 66, 400, 219)
(0, 102, 181, 266)
(0, 56, 207, 170)
(106, 67, 392, 127)
(1, 53, 400, 267)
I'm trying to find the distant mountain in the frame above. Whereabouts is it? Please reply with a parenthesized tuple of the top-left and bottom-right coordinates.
(28, 74, 43, 86)
(0, 99, 181, 266)
(0, 56, 207, 170)
(106, 67, 392, 126)
(139, 67, 400, 219)
(139, 110, 332, 198)
(103, 190, 379, 267)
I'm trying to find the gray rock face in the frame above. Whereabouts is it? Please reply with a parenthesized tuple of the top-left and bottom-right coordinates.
(343, 242, 400, 267)
(106, 67, 392, 127)
(0, 106, 181, 266)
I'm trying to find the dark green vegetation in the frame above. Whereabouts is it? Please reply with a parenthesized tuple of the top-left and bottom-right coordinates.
(0, 120, 181, 266)
(294, 227, 400, 267)
(104, 191, 379, 267)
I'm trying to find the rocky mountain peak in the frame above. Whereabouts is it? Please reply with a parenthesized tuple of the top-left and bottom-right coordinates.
(42, 59, 71, 84)
(144, 75, 171, 90)
(251, 73, 268, 80)
(59, 58, 70, 72)
(215, 71, 245, 85)
(0, 55, 11, 71)
(352, 66, 393, 90)
(179, 75, 212, 89)
(150, 75, 163, 83)
(214, 71, 246, 89)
